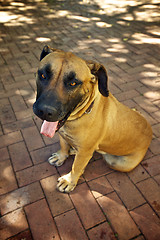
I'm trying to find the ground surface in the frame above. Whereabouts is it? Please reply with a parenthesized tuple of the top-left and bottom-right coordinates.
(0, 0, 160, 239)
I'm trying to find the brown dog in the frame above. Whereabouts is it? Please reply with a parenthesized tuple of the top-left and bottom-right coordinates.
(33, 46, 152, 193)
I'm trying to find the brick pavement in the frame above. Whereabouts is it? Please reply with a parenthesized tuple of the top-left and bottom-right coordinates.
(0, 0, 160, 239)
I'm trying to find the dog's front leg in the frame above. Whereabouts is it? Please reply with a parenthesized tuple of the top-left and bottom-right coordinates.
(48, 135, 70, 167)
(57, 151, 93, 193)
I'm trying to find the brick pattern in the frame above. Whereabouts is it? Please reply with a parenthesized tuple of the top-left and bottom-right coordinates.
(0, 209, 28, 240)
(55, 210, 88, 240)
(0, 0, 160, 239)
(130, 204, 160, 240)
(25, 199, 60, 240)
(0, 160, 18, 195)
(97, 192, 140, 240)
(107, 172, 145, 210)
(41, 175, 74, 217)
(0, 182, 44, 215)
(70, 183, 106, 229)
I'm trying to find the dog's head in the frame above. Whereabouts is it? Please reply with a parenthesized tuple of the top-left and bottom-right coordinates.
(33, 46, 109, 134)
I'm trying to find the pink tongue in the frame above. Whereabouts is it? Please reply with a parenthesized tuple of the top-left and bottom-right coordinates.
(40, 120, 58, 138)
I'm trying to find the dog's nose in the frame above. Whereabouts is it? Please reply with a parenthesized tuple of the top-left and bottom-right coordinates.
(33, 102, 58, 121)
(38, 107, 53, 119)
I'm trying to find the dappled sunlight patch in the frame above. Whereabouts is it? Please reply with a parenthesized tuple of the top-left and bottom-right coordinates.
(141, 71, 158, 78)
(19, 88, 36, 99)
(85, 38, 102, 43)
(10, 2, 25, 7)
(26, 98, 36, 107)
(90, 16, 101, 21)
(100, 52, 112, 58)
(135, 10, 159, 22)
(21, 5, 38, 11)
(147, 28, 160, 37)
(135, 4, 159, 22)
(0, 209, 28, 239)
(141, 79, 160, 89)
(95, 0, 137, 16)
(67, 15, 90, 22)
(1, 13, 36, 26)
(3, 165, 13, 180)
(107, 47, 129, 53)
(117, 20, 131, 26)
(44, 9, 70, 19)
(112, 43, 128, 49)
(120, 14, 134, 21)
(0, 3, 38, 26)
(96, 9, 106, 15)
(0, 11, 18, 23)
(78, 38, 102, 46)
(57, 10, 69, 17)
(131, 33, 160, 45)
(143, 64, 160, 72)
(144, 91, 160, 101)
(114, 57, 127, 63)
(35, 37, 51, 42)
(0, 47, 10, 53)
(108, 38, 120, 43)
(17, 35, 31, 40)
(96, 22, 112, 28)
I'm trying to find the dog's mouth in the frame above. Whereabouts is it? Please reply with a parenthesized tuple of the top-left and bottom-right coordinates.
(36, 94, 85, 138)
(40, 111, 71, 138)
(40, 120, 58, 138)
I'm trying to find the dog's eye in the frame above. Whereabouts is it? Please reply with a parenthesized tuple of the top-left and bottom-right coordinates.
(41, 74, 46, 79)
(70, 82, 77, 86)
(64, 74, 82, 89)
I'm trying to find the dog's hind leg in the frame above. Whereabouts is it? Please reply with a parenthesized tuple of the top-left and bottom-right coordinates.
(103, 150, 148, 172)
(48, 135, 70, 167)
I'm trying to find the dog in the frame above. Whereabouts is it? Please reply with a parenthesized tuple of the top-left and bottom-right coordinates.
(33, 46, 152, 193)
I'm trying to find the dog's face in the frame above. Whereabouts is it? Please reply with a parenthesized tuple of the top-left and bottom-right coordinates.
(33, 46, 109, 125)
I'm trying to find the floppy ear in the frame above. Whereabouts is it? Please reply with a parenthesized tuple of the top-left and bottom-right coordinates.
(86, 60, 109, 97)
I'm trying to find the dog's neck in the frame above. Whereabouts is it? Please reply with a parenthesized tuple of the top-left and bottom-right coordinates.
(68, 85, 99, 121)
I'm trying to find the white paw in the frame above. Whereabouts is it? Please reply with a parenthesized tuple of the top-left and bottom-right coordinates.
(48, 152, 66, 167)
(57, 173, 77, 193)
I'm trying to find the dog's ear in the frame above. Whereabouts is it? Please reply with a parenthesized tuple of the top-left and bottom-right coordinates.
(40, 46, 64, 61)
(40, 45, 53, 61)
(86, 60, 109, 97)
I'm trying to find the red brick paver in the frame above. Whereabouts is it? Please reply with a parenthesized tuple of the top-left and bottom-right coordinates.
(97, 192, 140, 240)
(0, 160, 17, 195)
(107, 172, 145, 210)
(0, 209, 28, 239)
(130, 204, 160, 240)
(41, 175, 74, 217)
(87, 222, 116, 240)
(70, 183, 105, 229)
(0, 182, 44, 215)
(25, 199, 60, 240)
(55, 210, 88, 240)
(136, 178, 160, 216)
(9, 141, 32, 171)
(0, 0, 160, 239)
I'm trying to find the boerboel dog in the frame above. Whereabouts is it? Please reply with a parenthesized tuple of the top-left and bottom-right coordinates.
(33, 46, 152, 193)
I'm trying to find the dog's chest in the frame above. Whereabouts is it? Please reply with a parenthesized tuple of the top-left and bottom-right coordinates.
(59, 125, 77, 146)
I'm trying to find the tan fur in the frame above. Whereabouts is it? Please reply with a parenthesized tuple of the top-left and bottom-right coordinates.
(40, 49, 152, 193)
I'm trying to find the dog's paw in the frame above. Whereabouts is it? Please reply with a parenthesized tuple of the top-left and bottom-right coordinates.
(57, 173, 77, 193)
(48, 152, 66, 167)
